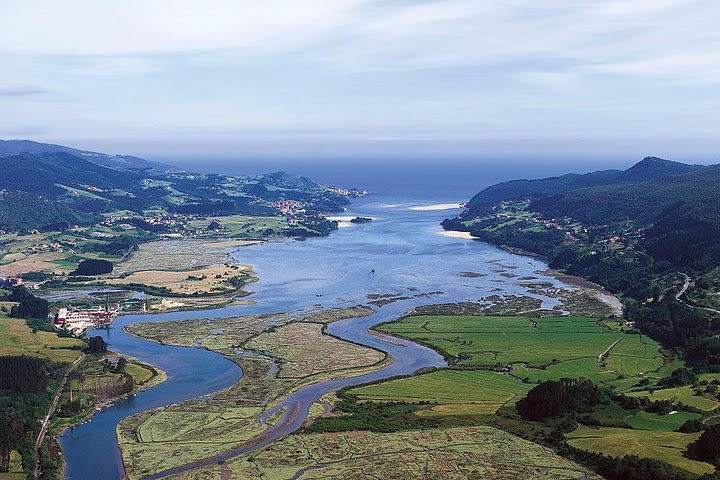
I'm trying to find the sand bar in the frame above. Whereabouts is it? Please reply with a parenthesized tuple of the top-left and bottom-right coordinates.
(439, 230, 475, 239)
(409, 203, 465, 211)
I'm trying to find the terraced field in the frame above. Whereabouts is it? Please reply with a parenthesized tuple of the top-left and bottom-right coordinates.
(350, 369, 531, 415)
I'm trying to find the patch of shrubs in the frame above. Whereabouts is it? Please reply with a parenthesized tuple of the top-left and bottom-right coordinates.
(658, 367, 697, 387)
(678, 419, 704, 433)
(71, 259, 113, 276)
(646, 399, 675, 415)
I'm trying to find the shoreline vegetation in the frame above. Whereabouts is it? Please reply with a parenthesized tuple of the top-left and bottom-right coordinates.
(55, 353, 168, 436)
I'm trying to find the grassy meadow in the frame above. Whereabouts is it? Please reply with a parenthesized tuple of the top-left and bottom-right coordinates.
(0, 305, 83, 362)
(628, 385, 720, 412)
(566, 425, 713, 476)
(377, 315, 665, 382)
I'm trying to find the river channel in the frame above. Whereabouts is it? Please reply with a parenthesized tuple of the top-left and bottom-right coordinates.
(60, 194, 573, 479)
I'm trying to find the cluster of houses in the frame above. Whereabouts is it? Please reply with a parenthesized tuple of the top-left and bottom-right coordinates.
(270, 200, 306, 216)
(25, 241, 68, 255)
(0, 276, 24, 288)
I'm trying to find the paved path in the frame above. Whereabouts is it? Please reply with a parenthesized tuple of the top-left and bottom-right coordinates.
(34, 354, 85, 479)
(598, 339, 622, 363)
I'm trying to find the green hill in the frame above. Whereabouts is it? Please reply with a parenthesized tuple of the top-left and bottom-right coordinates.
(445, 156, 720, 372)
(451, 157, 720, 272)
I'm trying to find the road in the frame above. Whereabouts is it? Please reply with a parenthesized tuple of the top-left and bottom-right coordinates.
(674, 273, 720, 315)
(34, 354, 85, 479)
(676, 273, 691, 301)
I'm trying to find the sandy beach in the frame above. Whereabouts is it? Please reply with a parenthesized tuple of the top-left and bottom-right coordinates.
(409, 203, 465, 211)
(439, 230, 475, 239)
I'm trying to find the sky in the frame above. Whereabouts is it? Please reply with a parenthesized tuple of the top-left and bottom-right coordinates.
(1, 0, 719, 162)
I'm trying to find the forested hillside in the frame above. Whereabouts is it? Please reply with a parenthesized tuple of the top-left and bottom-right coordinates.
(465, 157, 706, 214)
(0, 147, 352, 232)
(451, 157, 720, 274)
(0, 139, 172, 172)
(444, 156, 720, 371)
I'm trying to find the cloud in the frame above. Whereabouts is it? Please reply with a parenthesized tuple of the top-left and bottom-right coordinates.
(0, 1, 717, 88)
(578, 52, 720, 84)
(0, 84, 49, 96)
(0, 0, 364, 55)
(0, 0, 718, 155)
(69, 57, 161, 77)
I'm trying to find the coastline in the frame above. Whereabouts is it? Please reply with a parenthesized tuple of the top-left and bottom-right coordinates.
(541, 269, 624, 317)
(440, 226, 622, 316)
(438, 230, 475, 239)
(409, 203, 465, 211)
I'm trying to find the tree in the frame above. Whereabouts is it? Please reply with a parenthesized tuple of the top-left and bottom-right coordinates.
(516, 379, 600, 421)
(85, 336, 107, 355)
(678, 419, 704, 433)
(115, 357, 127, 373)
(696, 425, 720, 462)
(658, 368, 697, 387)
(8, 287, 49, 320)
(646, 400, 675, 415)
(0, 356, 49, 394)
(71, 259, 113, 276)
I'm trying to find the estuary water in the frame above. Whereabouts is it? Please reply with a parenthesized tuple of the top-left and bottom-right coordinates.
(59, 193, 573, 479)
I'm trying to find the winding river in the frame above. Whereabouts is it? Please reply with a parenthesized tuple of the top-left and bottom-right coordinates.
(59, 194, 573, 479)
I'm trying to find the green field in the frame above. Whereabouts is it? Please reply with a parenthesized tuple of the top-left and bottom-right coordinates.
(0, 306, 83, 362)
(186, 215, 289, 238)
(628, 385, 720, 412)
(624, 411, 701, 432)
(378, 315, 664, 379)
(124, 362, 155, 384)
(350, 369, 531, 415)
(511, 358, 617, 384)
(566, 425, 713, 476)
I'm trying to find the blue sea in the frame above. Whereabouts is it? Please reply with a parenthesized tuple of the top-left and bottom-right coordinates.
(162, 156, 636, 200)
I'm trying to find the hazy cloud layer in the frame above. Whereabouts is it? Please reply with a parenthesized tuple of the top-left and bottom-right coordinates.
(0, 0, 718, 158)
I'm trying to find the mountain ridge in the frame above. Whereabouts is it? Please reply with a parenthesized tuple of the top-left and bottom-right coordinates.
(0, 139, 174, 172)
(465, 156, 709, 215)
